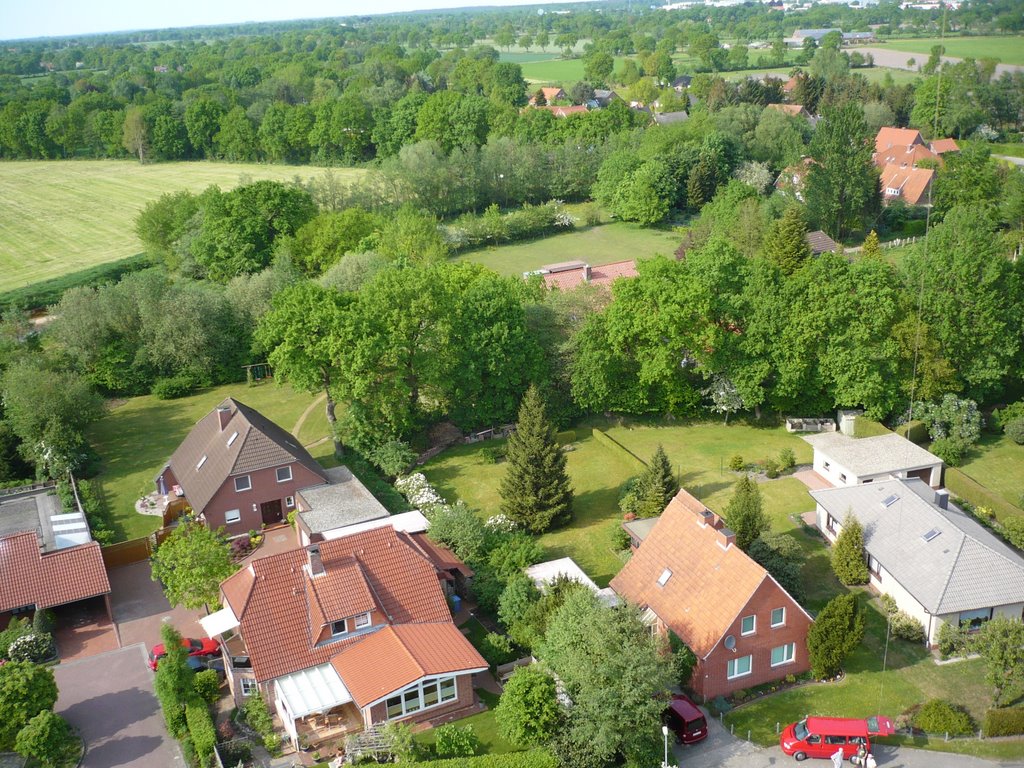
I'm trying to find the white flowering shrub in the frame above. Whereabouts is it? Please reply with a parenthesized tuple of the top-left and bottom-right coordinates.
(395, 473, 445, 509)
(485, 514, 518, 533)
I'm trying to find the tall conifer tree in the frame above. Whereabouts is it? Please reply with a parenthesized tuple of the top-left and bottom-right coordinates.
(499, 385, 573, 533)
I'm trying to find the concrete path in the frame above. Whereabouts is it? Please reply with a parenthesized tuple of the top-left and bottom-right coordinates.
(54, 644, 184, 768)
(855, 47, 1023, 77)
(677, 712, 1015, 768)
(291, 392, 327, 439)
(995, 155, 1024, 167)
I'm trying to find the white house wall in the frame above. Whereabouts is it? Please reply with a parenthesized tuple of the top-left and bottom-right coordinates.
(812, 455, 859, 486)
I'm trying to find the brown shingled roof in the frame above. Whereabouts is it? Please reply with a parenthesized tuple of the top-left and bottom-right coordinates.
(805, 230, 839, 256)
(222, 525, 453, 682)
(609, 490, 772, 658)
(929, 138, 959, 155)
(0, 532, 110, 612)
(331, 624, 486, 706)
(166, 398, 328, 514)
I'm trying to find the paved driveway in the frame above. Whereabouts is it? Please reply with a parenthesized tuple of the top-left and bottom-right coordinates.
(675, 713, 1013, 768)
(109, 562, 204, 649)
(54, 644, 184, 768)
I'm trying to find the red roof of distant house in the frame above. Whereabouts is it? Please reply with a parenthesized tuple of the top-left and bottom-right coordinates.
(0, 532, 110, 613)
(541, 259, 638, 290)
(610, 490, 803, 658)
(220, 525, 454, 682)
(767, 103, 811, 119)
(407, 532, 474, 579)
(874, 126, 924, 154)
(930, 138, 959, 154)
(873, 142, 938, 170)
(881, 163, 934, 206)
(534, 104, 588, 117)
(782, 76, 799, 93)
(330, 624, 486, 707)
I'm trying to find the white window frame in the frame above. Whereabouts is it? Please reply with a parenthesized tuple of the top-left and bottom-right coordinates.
(868, 554, 881, 577)
(355, 612, 371, 629)
(771, 607, 786, 628)
(384, 676, 458, 720)
(225, 509, 241, 524)
(771, 643, 796, 667)
(727, 655, 752, 680)
(240, 678, 258, 697)
(234, 475, 252, 492)
(276, 466, 293, 483)
(331, 619, 348, 637)
(740, 614, 756, 636)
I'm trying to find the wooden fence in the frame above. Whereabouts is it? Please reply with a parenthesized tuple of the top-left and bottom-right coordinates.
(101, 527, 174, 569)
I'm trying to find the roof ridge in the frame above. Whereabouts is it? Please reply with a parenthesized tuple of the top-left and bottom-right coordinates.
(391, 624, 428, 677)
(931, 534, 967, 613)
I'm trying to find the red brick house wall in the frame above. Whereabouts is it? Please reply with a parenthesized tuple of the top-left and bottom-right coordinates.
(203, 462, 326, 534)
(364, 673, 476, 728)
(691, 578, 811, 700)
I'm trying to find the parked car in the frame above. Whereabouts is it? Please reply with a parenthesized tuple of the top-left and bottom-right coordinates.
(662, 693, 708, 744)
(148, 637, 221, 670)
(780, 716, 894, 761)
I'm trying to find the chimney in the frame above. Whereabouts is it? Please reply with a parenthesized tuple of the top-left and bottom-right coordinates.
(308, 544, 325, 577)
(217, 405, 232, 431)
(695, 508, 713, 528)
(716, 527, 736, 550)
(934, 489, 950, 510)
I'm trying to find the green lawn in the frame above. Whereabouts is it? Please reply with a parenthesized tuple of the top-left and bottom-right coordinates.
(0, 160, 363, 292)
(877, 35, 1024, 66)
(986, 142, 1024, 159)
(413, 689, 521, 756)
(957, 433, 1024, 515)
(454, 223, 681, 278)
(87, 380, 331, 541)
(518, 57, 628, 84)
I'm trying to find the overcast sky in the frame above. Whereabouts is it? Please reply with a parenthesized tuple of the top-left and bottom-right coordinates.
(4, 0, 590, 41)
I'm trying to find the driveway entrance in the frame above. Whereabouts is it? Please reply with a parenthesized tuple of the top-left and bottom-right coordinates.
(109, 561, 204, 650)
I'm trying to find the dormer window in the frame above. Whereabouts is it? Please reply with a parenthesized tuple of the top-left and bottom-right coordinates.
(331, 620, 348, 637)
(355, 612, 371, 629)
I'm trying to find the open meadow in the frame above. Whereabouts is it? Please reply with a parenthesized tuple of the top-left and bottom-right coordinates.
(454, 222, 681, 277)
(877, 35, 1024, 66)
(0, 160, 361, 292)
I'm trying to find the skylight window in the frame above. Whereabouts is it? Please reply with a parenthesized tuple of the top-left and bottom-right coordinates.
(657, 568, 672, 587)
(196, 455, 207, 470)
(922, 528, 942, 542)
(227, 431, 238, 447)
(882, 493, 900, 508)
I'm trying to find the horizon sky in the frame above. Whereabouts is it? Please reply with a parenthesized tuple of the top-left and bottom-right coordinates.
(3, 0, 594, 42)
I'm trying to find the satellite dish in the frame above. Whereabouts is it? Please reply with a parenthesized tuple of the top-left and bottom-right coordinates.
(724, 635, 736, 651)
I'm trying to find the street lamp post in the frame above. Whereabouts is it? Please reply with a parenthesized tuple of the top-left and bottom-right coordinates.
(662, 724, 670, 768)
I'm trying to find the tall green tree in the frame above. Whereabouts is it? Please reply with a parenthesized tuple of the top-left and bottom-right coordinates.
(807, 594, 864, 679)
(150, 522, 237, 611)
(723, 475, 768, 551)
(831, 513, 869, 585)
(0, 662, 58, 750)
(761, 206, 811, 275)
(976, 616, 1024, 707)
(495, 666, 563, 747)
(256, 282, 353, 456)
(153, 623, 195, 738)
(804, 102, 879, 239)
(499, 384, 573, 533)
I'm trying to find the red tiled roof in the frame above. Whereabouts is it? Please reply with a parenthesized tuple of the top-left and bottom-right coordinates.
(872, 142, 937, 170)
(331, 624, 486, 707)
(222, 525, 453, 682)
(767, 103, 810, 119)
(930, 138, 959, 154)
(534, 104, 588, 117)
(609, 490, 773, 658)
(407, 533, 474, 579)
(874, 126, 924, 154)
(305, 556, 377, 637)
(542, 259, 638, 290)
(880, 163, 935, 206)
(0, 532, 110, 612)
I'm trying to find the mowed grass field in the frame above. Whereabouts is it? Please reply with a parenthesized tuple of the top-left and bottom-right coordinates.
(516, 56, 628, 84)
(878, 35, 1024, 66)
(0, 160, 362, 292)
(454, 222, 681, 277)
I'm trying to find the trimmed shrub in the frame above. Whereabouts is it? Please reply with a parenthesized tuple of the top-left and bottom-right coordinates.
(778, 448, 796, 471)
(32, 610, 56, 635)
(895, 419, 929, 444)
(186, 699, 217, 766)
(193, 669, 221, 704)
(928, 437, 966, 466)
(1004, 517, 1024, 551)
(879, 595, 926, 643)
(395, 748, 558, 768)
(152, 374, 198, 400)
(1005, 417, 1024, 445)
(764, 458, 780, 479)
(0, 618, 34, 660)
(912, 699, 974, 736)
(728, 454, 745, 471)
(983, 707, 1024, 737)
(609, 518, 632, 551)
(7, 632, 56, 663)
(434, 724, 479, 758)
(229, 537, 252, 558)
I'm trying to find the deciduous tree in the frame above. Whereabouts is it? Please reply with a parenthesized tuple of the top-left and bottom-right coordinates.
(14, 710, 79, 768)
(150, 522, 237, 611)
(0, 662, 58, 750)
(495, 666, 563, 747)
(976, 616, 1024, 707)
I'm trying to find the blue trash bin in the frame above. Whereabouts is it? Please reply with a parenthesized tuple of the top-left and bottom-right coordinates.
(451, 594, 462, 613)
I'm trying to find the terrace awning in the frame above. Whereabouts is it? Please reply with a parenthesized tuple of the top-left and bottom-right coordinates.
(275, 664, 353, 720)
(199, 606, 239, 638)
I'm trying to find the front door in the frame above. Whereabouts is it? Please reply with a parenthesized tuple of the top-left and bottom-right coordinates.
(260, 499, 283, 525)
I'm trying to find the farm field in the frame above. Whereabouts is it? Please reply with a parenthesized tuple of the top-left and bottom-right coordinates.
(87, 380, 329, 541)
(0, 160, 360, 292)
(455, 222, 681, 277)
(516, 55, 628, 84)
(877, 35, 1024, 66)
(721, 65, 920, 86)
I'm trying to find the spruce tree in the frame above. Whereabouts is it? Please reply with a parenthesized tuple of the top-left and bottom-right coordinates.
(831, 513, 870, 585)
(807, 593, 864, 679)
(635, 445, 679, 517)
(861, 229, 882, 259)
(499, 385, 573, 533)
(723, 475, 769, 551)
(762, 206, 811, 275)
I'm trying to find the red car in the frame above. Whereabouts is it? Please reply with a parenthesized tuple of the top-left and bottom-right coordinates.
(780, 716, 894, 761)
(662, 693, 708, 744)
(148, 637, 221, 670)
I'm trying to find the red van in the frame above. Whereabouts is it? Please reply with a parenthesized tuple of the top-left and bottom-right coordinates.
(662, 693, 708, 744)
(780, 716, 894, 761)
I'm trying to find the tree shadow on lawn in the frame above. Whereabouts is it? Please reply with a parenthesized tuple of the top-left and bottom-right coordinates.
(541, 487, 628, 587)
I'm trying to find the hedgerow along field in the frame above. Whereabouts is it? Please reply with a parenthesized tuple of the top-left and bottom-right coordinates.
(0, 160, 362, 293)
(877, 35, 1024, 66)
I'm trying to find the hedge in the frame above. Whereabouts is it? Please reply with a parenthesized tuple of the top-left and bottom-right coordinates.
(852, 417, 892, 438)
(982, 707, 1024, 737)
(895, 420, 928, 444)
(590, 428, 647, 471)
(555, 429, 577, 445)
(945, 468, 1022, 525)
(0, 253, 149, 312)
(397, 748, 558, 768)
(442, 202, 574, 254)
(186, 699, 217, 767)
